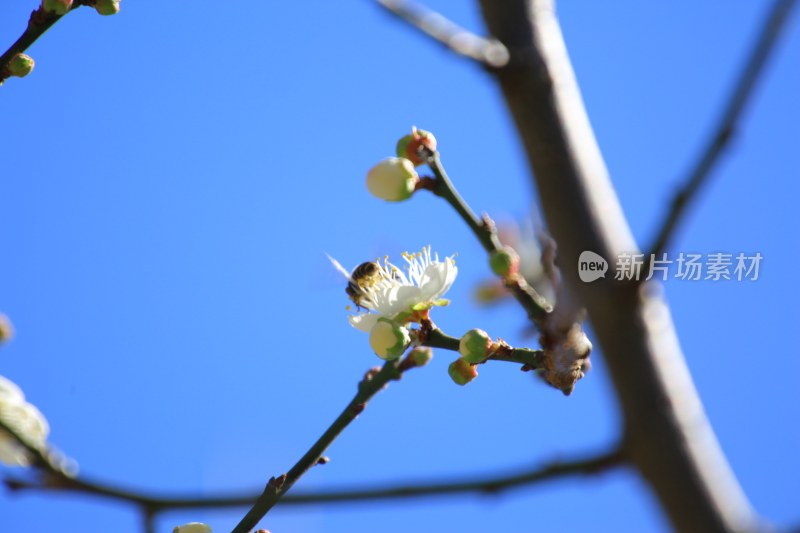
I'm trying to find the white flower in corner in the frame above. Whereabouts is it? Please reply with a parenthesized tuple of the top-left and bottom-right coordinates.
(347, 246, 457, 332)
(0, 375, 49, 466)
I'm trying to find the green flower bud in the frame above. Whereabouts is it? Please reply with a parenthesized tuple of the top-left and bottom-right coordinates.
(42, 0, 73, 15)
(458, 328, 493, 364)
(94, 0, 120, 15)
(448, 358, 478, 385)
(408, 346, 433, 367)
(7, 54, 34, 78)
(396, 127, 437, 166)
(366, 157, 418, 202)
(369, 318, 410, 360)
(489, 246, 520, 277)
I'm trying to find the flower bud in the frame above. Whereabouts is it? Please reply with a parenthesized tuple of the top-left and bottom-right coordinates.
(366, 157, 418, 202)
(489, 246, 520, 277)
(42, 0, 73, 15)
(94, 0, 120, 15)
(408, 346, 433, 367)
(458, 329, 493, 363)
(7, 55, 34, 78)
(173, 523, 212, 533)
(0, 314, 13, 343)
(448, 358, 477, 385)
(396, 127, 437, 166)
(369, 318, 410, 360)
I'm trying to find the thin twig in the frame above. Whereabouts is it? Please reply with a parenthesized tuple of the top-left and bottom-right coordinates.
(375, 0, 509, 68)
(0, 4, 84, 81)
(230, 358, 408, 532)
(423, 150, 552, 322)
(420, 323, 543, 368)
(646, 0, 798, 259)
(4, 444, 624, 511)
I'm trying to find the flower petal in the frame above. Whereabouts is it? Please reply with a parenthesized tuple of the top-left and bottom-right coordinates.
(349, 313, 380, 332)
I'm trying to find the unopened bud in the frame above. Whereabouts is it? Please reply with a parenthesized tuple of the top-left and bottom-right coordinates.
(369, 318, 410, 360)
(489, 246, 520, 277)
(0, 314, 13, 343)
(94, 0, 120, 15)
(396, 127, 437, 166)
(366, 157, 418, 202)
(458, 329, 493, 363)
(42, 0, 73, 15)
(7, 54, 34, 78)
(448, 358, 478, 385)
(172, 523, 212, 533)
(408, 346, 433, 367)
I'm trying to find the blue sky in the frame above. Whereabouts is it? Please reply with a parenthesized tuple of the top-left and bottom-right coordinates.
(1, 1, 798, 532)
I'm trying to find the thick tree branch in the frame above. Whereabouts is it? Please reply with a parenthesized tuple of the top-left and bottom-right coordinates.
(647, 0, 798, 259)
(477, 0, 780, 531)
(376, 0, 509, 68)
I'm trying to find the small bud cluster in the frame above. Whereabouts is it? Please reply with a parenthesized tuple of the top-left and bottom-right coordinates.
(364, 127, 438, 203)
(448, 329, 503, 386)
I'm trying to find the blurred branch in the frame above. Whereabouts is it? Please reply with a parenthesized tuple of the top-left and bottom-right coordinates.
(4, 435, 623, 509)
(375, 0, 509, 68)
(0, 4, 84, 82)
(646, 0, 798, 258)
(419, 150, 552, 322)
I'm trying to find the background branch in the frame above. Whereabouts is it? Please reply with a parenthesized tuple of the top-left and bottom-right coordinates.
(5, 444, 623, 511)
(475, 0, 795, 530)
(376, 0, 509, 68)
(646, 0, 798, 258)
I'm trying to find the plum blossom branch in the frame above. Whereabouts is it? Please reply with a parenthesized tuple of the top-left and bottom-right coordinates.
(0, 1, 120, 85)
(418, 150, 553, 323)
(646, 0, 798, 259)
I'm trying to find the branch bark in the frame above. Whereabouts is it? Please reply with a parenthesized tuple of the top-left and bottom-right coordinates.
(478, 1, 773, 531)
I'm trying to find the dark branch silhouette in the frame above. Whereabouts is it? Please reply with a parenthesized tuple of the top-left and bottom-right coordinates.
(646, 0, 798, 258)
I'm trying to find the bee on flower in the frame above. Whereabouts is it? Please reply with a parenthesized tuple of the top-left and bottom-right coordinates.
(329, 247, 457, 359)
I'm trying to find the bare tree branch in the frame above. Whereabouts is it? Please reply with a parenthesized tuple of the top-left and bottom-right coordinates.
(477, 0, 776, 531)
(646, 0, 798, 258)
(375, 0, 509, 68)
(4, 444, 623, 510)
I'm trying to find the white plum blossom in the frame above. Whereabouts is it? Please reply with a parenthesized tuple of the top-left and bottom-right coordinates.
(0, 375, 49, 466)
(348, 246, 457, 333)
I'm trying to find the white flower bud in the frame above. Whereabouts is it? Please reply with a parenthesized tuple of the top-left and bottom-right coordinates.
(173, 523, 212, 533)
(369, 318, 410, 360)
(366, 157, 418, 202)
